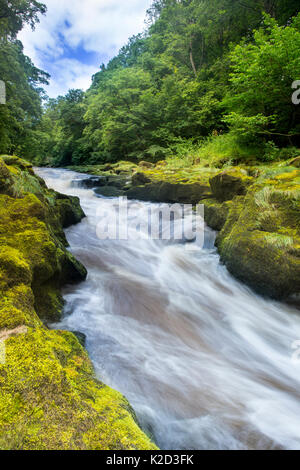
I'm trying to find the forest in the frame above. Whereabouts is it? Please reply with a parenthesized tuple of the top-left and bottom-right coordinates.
(1, 0, 300, 167)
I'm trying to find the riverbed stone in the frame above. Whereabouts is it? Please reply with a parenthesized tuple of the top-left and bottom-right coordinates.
(132, 172, 151, 186)
(127, 181, 211, 204)
(94, 186, 125, 198)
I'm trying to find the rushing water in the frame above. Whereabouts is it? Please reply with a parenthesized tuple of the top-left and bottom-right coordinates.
(36, 167, 300, 450)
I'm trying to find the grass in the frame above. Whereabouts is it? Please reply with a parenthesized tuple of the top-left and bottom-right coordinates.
(264, 233, 294, 249)
(166, 134, 300, 170)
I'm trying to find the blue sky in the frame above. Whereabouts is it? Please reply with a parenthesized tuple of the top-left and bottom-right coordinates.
(19, 0, 152, 97)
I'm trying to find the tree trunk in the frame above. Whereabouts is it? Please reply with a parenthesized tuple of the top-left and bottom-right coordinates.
(189, 41, 197, 78)
(264, 0, 276, 17)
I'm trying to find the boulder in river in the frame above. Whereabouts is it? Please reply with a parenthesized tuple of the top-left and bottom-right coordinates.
(72, 176, 106, 189)
(127, 181, 211, 204)
(132, 172, 151, 186)
(94, 186, 125, 198)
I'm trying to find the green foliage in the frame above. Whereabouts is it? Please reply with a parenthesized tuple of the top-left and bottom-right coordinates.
(0, 0, 46, 39)
(36, 0, 300, 167)
(1, 0, 298, 166)
(223, 14, 300, 147)
(0, 1, 48, 160)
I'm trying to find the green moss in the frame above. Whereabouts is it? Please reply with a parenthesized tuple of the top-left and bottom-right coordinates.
(209, 169, 253, 202)
(0, 162, 87, 321)
(216, 186, 300, 299)
(0, 156, 156, 450)
(204, 199, 233, 231)
(0, 328, 157, 450)
(0, 246, 32, 290)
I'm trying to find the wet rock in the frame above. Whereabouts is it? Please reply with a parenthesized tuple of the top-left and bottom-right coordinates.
(72, 177, 106, 189)
(0, 156, 87, 322)
(0, 156, 157, 451)
(94, 186, 125, 198)
(215, 189, 300, 299)
(55, 192, 85, 228)
(106, 175, 129, 189)
(204, 199, 233, 231)
(127, 181, 211, 205)
(132, 172, 151, 186)
(72, 331, 86, 347)
(139, 161, 155, 169)
(209, 169, 252, 202)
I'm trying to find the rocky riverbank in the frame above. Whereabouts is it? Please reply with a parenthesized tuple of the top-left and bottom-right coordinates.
(0, 156, 157, 450)
(70, 158, 300, 301)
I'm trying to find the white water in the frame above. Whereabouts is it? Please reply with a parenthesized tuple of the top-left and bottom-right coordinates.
(37, 167, 300, 450)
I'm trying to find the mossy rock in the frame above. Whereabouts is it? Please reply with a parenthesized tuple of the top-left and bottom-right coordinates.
(204, 199, 233, 231)
(94, 186, 125, 198)
(139, 161, 155, 169)
(127, 181, 211, 204)
(54, 193, 85, 228)
(0, 328, 157, 450)
(106, 175, 129, 189)
(0, 156, 156, 449)
(132, 172, 151, 186)
(210, 169, 252, 202)
(0, 156, 87, 321)
(0, 159, 14, 196)
(0, 155, 33, 171)
(216, 188, 300, 299)
(219, 228, 300, 299)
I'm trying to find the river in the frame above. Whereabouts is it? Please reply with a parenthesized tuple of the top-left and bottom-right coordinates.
(36, 167, 300, 450)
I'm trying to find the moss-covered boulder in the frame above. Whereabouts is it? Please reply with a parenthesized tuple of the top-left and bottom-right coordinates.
(139, 161, 154, 169)
(204, 199, 233, 231)
(127, 181, 211, 204)
(0, 156, 157, 450)
(132, 172, 151, 186)
(54, 192, 85, 228)
(216, 187, 300, 299)
(209, 169, 252, 202)
(0, 327, 157, 450)
(0, 159, 14, 196)
(94, 186, 126, 198)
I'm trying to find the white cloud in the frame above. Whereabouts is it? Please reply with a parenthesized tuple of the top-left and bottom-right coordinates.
(46, 59, 97, 98)
(19, 0, 152, 97)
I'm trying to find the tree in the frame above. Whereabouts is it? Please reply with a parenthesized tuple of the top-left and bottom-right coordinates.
(0, 0, 49, 158)
(0, 0, 46, 38)
(223, 14, 300, 146)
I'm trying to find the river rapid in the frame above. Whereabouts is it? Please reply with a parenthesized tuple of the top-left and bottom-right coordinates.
(36, 167, 300, 450)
